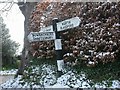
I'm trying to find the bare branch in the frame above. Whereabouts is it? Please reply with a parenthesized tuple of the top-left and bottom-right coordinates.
(0, 0, 15, 15)
(0, 0, 18, 3)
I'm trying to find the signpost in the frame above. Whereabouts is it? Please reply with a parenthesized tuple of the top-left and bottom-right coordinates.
(28, 17, 81, 76)
(40, 25, 53, 32)
(39, 17, 80, 32)
(57, 17, 81, 31)
(27, 32, 56, 42)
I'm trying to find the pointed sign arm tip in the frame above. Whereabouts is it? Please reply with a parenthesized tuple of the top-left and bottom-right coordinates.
(27, 32, 34, 42)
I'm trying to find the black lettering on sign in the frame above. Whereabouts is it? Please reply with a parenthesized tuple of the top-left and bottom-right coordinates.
(62, 21, 71, 25)
(33, 33, 39, 39)
(60, 24, 74, 30)
(32, 32, 54, 41)
(39, 36, 53, 41)
(46, 29, 51, 31)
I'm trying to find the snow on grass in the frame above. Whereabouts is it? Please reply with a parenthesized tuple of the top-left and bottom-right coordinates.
(1, 75, 23, 88)
(0, 69, 18, 75)
(47, 83, 69, 88)
(111, 80, 120, 88)
(0, 65, 120, 88)
(56, 71, 91, 88)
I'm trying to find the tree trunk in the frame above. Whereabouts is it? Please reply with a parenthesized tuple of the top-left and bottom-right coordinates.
(17, 2, 37, 75)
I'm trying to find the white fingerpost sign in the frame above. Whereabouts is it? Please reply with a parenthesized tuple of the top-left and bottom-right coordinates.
(57, 17, 81, 32)
(40, 25, 53, 32)
(28, 32, 56, 42)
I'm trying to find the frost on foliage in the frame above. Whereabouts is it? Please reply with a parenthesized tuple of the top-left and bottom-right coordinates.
(56, 71, 91, 88)
(20, 64, 57, 87)
(40, 64, 57, 86)
(111, 80, 120, 88)
(94, 80, 120, 88)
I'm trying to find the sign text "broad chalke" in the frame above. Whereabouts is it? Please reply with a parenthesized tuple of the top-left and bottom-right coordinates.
(27, 32, 56, 42)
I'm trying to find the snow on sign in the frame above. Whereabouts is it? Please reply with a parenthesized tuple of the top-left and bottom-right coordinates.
(57, 17, 81, 32)
(28, 32, 56, 42)
(40, 25, 53, 32)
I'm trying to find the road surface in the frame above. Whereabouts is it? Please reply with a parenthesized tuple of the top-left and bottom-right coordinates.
(0, 75, 14, 85)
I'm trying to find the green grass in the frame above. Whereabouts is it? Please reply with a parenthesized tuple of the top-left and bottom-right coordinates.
(73, 59, 120, 84)
(2, 66, 17, 71)
(2, 60, 20, 71)
(30, 57, 57, 66)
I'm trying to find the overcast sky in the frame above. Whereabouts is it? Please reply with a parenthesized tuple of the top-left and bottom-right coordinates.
(0, 3, 24, 55)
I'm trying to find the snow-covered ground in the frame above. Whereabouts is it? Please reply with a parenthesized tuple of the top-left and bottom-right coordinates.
(0, 64, 120, 89)
(0, 69, 18, 75)
(1, 73, 120, 88)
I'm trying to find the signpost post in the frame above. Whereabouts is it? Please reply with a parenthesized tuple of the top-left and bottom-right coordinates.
(52, 18, 64, 76)
(28, 17, 81, 76)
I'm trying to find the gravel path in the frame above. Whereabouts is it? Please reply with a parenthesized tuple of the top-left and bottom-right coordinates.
(0, 75, 14, 85)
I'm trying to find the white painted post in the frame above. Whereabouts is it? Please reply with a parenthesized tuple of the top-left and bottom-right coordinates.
(53, 18, 64, 76)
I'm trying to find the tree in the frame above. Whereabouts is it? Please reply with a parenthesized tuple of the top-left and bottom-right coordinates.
(0, 16, 19, 68)
(17, 2, 37, 75)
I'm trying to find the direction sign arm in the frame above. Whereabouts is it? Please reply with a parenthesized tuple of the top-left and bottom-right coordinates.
(27, 32, 34, 42)
(57, 17, 81, 32)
